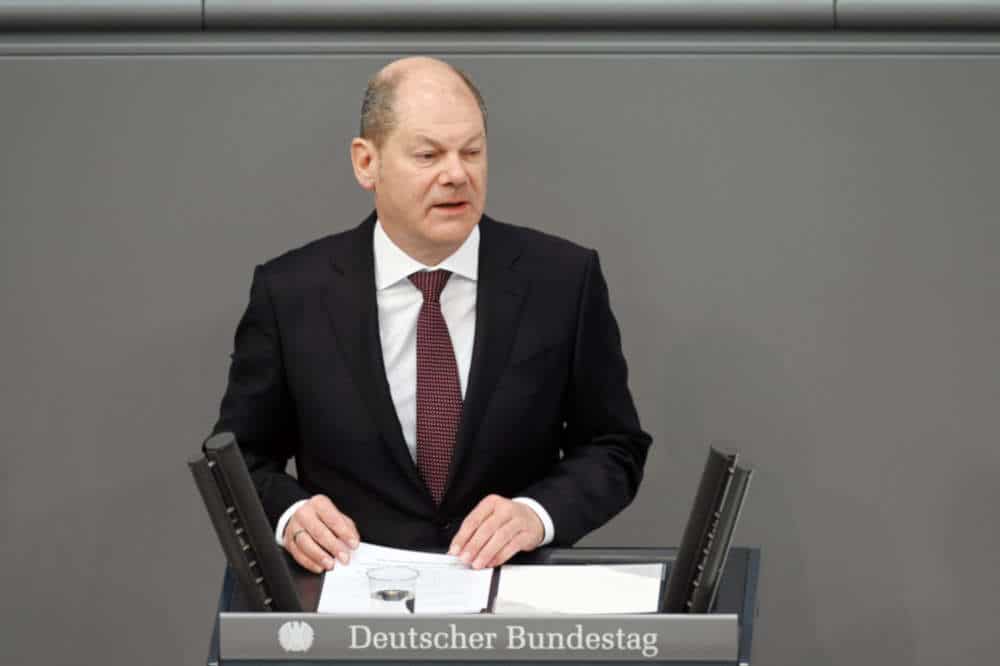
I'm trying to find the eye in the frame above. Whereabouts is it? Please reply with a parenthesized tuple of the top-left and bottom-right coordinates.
(464, 149, 482, 156)
(416, 151, 435, 161)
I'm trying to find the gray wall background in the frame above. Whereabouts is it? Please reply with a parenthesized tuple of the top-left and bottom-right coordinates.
(1, 32, 998, 666)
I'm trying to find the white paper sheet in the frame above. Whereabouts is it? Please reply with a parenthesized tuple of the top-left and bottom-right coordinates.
(317, 543, 493, 614)
(493, 563, 664, 614)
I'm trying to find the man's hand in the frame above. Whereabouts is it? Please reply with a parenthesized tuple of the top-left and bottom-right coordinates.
(283, 494, 360, 574)
(448, 495, 544, 569)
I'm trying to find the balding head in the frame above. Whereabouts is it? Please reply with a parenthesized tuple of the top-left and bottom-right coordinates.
(360, 56, 488, 148)
(350, 56, 488, 265)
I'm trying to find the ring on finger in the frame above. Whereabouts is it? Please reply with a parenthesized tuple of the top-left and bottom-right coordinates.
(291, 528, 307, 544)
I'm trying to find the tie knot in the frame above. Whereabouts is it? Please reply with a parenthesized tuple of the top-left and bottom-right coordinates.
(409, 270, 452, 303)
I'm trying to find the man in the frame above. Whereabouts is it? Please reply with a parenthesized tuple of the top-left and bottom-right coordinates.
(213, 57, 650, 575)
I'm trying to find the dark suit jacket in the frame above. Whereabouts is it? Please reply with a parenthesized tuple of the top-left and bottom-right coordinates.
(213, 212, 651, 549)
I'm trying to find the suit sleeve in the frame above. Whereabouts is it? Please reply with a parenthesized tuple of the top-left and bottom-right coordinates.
(211, 265, 310, 527)
(519, 250, 652, 545)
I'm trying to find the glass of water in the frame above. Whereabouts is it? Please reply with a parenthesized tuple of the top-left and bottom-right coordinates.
(367, 566, 418, 613)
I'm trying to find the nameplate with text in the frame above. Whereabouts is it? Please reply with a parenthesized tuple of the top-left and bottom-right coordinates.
(219, 613, 738, 661)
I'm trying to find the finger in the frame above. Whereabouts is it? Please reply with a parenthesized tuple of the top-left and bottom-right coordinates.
(460, 499, 518, 563)
(459, 512, 508, 566)
(315, 502, 360, 549)
(282, 503, 331, 571)
(471, 518, 519, 569)
(282, 506, 320, 551)
(283, 500, 323, 550)
(303, 495, 360, 556)
(449, 495, 500, 555)
(286, 528, 333, 574)
(301, 512, 353, 565)
(282, 514, 311, 551)
(486, 531, 534, 569)
(296, 528, 340, 571)
(449, 498, 494, 555)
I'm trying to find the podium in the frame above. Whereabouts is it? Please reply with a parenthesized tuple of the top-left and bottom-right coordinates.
(206, 546, 760, 665)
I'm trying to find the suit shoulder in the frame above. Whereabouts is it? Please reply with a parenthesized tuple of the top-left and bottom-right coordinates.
(254, 224, 361, 287)
(260, 234, 334, 271)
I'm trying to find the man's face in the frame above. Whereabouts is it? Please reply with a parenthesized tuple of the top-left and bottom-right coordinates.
(370, 78, 487, 261)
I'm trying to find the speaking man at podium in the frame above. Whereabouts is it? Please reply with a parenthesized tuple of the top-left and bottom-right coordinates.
(212, 56, 651, 577)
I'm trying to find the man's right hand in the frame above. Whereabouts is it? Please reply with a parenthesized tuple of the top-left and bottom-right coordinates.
(282, 494, 361, 574)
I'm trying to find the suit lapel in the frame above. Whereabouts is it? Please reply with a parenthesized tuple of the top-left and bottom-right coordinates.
(447, 217, 529, 496)
(321, 213, 428, 497)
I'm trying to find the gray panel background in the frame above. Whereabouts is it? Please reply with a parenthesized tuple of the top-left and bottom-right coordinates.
(1, 34, 999, 666)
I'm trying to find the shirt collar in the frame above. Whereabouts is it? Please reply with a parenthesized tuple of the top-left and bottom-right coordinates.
(373, 219, 480, 290)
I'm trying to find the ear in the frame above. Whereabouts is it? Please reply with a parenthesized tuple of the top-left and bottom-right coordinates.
(350, 137, 378, 192)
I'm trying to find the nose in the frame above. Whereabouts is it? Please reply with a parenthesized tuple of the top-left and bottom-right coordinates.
(438, 152, 468, 188)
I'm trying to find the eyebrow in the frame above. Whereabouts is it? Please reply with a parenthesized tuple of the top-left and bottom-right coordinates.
(412, 133, 485, 149)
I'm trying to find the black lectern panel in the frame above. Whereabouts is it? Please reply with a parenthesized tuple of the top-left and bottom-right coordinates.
(190, 432, 303, 612)
(663, 447, 753, 613)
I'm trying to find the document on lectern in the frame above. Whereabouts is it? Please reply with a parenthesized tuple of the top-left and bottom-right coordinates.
(493, 564, 664, 614)
(318, 542, 494, 614)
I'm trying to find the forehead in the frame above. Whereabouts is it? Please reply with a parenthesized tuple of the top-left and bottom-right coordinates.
(390, 76, 484, 143)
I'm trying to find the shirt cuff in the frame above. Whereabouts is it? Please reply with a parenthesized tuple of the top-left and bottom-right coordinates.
(274, 499, 309, 547)
(512, 497, 555, 547)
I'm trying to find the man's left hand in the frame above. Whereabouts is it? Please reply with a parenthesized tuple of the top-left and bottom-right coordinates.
(448, 494, 544, 569)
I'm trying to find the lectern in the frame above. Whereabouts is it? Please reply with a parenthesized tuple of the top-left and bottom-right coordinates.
(194, 437, 759, 664)
(205, 545, 760, 665)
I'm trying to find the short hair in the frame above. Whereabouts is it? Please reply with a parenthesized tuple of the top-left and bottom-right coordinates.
(360, 63, 488, 147)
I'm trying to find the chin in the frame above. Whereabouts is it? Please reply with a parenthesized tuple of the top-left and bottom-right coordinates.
(426, 212, 479, 238)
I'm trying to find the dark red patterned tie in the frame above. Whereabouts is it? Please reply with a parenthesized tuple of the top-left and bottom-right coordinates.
(409, 270, 462, 504)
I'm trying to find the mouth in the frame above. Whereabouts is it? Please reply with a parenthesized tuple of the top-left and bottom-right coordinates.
(431, 201, 469, 213)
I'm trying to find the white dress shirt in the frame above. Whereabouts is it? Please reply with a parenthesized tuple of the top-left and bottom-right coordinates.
(276, 221, 554, 547)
